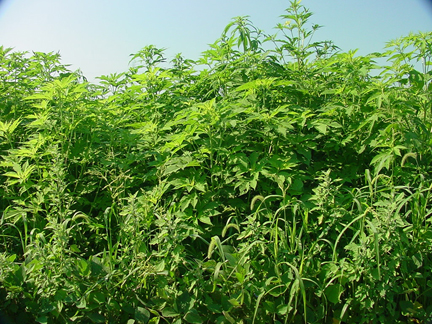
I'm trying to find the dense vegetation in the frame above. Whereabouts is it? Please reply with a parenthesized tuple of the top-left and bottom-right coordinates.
(1, 1, 432, 323)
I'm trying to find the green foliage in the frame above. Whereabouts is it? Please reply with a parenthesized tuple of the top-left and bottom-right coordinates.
(1, 1, 432, 323)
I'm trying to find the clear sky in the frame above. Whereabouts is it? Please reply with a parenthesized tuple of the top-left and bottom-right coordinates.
(0, 0, 431, 82)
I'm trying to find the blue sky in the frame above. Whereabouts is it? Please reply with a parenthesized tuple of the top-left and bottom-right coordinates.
(0, 0, 431, 82)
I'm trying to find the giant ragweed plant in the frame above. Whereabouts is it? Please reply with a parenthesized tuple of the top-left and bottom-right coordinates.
(1, 1, 432, 323)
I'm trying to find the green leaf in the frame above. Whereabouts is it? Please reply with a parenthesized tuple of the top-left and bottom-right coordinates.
(13, 264, 26, 285)
(155, 260, 165, 272)
(76, 298, 87, 309)
(184, 309, 203, 323)
(277, 304, 288, 315)
(324, 284, 343, 304)
(0, 118, 21, 136)
(314, 122, 328, 134)
(399, 300, 414, 315)
(412, 252, 423, 268)
(36, 316, 48, 324)
(7, 254, 17, 262)
(177, 291, 194, 313)
(89, 291, 106, 304)
(370, 149, 393, 175)
(135, 307, 150, 323)
(87, 312, 105, 323)
(235, 272, 244, 284)
(76, 258, 89, 276)
(70, 244, 81, 253)
(290, 178, 304, 194)
(148, 318, 160, 324)
(162, 307, 179, 317)
(54, 289, 67, 301)
(199, 216, 213, 225)
(228, 298, 241, 307)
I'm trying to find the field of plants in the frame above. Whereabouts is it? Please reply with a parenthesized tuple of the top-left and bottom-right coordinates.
(1, 1, 432, 323)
